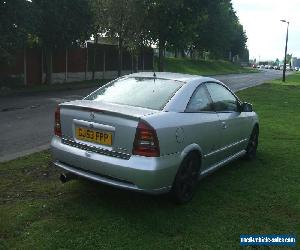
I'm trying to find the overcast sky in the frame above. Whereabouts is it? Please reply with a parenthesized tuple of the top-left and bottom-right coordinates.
(231, 0, 300, 61)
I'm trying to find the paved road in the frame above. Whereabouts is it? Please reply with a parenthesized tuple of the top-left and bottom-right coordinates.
(0, 70, 285, 162)
(214, 69, 285, 91)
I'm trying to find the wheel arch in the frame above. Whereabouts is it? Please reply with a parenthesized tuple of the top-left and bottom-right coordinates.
(171, 144, 203, 203)
(179, 143, 203, 167)
(252, 122, 259, 136)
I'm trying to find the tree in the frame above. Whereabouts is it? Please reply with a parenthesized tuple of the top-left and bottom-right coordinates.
(90, 0, 145, 76)
(143, 0, 247, 67)
(180, 0, 246, 61)
(164, 0, 202, 59)
(229, 23, 247, 59)
(145, 0, 183, 71)
(85, 0, 249, 74)
(88, 0, 107, 79)
(32, 0, 92, 84)
(0, 0, 31, 66)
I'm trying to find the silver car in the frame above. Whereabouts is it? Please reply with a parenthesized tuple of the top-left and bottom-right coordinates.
(51, 72, 259, 203)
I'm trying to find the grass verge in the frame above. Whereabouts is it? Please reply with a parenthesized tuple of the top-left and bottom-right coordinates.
(1, 78, 300, 249)
(162, 57, 257, 75)
(266, 71, 300, 86)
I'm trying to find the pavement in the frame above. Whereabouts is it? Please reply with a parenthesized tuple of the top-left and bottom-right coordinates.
(0, 69, 285, 162)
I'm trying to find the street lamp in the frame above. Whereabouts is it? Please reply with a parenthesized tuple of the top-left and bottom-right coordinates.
(280, 19, 289, 82)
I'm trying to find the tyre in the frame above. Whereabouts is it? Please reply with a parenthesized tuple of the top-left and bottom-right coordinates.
(245, 126, 259, 160)
(171, 152, 201, 204)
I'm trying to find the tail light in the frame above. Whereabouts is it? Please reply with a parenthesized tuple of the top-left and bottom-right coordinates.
(132, 121, 160, 157)
(54, 106, 62, 137)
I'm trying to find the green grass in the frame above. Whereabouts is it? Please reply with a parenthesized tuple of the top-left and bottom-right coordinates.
(266, 71, 300, 86)
(1, 79, 300, 249)
(0, 79, 109, 97)
(162, 57, 256, 76)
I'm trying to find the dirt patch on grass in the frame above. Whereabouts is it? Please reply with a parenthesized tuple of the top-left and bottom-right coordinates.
(0, 155, 61, 204)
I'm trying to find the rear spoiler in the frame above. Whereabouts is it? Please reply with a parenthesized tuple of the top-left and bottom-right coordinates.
(59, 103, 144, 121)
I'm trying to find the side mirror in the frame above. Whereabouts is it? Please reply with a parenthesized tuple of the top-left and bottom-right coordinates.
(240, 102, 253, 112)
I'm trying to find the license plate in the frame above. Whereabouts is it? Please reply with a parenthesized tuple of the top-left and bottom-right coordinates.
(75, 127, 112, 146)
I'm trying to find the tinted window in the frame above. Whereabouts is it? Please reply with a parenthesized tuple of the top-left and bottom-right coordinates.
(206, 82, 238, 112)
(186, 85, 213, 112)
(85, 77, 184, 110)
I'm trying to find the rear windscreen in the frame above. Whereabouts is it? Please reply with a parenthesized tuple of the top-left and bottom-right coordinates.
(85, 77, 184, 110)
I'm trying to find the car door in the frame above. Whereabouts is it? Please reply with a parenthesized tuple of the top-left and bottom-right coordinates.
(205, 82, 246, 159)
(184, 83, 223, 170)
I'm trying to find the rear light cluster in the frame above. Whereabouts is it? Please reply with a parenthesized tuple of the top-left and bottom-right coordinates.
(54, 106, 62, 137)
(132, 121, 160, 157)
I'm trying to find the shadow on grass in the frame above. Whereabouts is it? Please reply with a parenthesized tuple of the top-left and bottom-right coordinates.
(49, 154, 263, 216)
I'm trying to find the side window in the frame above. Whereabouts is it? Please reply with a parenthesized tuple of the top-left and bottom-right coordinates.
(206, 82, 238, 112)
(186, 84, 214, 112)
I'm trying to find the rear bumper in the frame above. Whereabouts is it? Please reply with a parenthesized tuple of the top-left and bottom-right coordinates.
(50, 136, 181, 194)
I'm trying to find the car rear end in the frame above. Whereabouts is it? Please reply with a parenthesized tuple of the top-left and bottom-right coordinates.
(51, 76, 185, 193)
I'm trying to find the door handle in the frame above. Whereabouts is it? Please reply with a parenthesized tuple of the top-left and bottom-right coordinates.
(221, 121, 227, 129)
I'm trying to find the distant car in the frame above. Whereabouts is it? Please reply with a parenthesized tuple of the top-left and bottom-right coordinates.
(259, 65, 265, 69)
(51, 72, 259, 204)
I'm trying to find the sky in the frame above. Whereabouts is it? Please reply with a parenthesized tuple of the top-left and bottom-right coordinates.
(231, 0, 300, 61)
